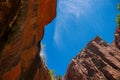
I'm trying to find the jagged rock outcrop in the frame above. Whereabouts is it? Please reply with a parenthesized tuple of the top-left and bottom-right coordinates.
(0, 0, 56, 80)
(65, 28, 120, 80)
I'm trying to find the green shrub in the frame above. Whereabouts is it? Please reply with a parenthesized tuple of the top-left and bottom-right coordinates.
(54, 74, 62, 80)
(49, 69, 55, 79)
(116, 3, 120, 28)
(49, 69, 62, 80)
(116, 14, 120, 26)
(117, 3, 120, 11)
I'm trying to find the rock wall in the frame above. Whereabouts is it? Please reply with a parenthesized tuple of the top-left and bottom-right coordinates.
(0, 0, 56, 80)
(64, 28, 120, 80)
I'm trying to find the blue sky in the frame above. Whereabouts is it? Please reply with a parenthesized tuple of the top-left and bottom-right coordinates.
(42, 0, 120, 76)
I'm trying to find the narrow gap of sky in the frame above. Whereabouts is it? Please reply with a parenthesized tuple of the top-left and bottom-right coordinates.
(42, 0, 120, 76)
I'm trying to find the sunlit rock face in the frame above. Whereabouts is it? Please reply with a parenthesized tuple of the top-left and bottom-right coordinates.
(65, 30, 120, 80)
(0, 0, 56, 80)
(113, 28, 120, 50)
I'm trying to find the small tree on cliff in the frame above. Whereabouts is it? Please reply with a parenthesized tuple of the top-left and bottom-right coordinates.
(49, 70, 55, 80)
(54, 74, 62, 80)
(49, 70, 62, 80)
(117, 3, 120, 11)
(116, 3, 120, 27)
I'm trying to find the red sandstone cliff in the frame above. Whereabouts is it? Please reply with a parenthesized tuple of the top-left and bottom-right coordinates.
(64, 28, 120, 80)
(0, 0, 56, 80)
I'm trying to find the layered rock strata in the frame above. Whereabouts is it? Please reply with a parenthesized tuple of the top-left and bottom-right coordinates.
(65, 28, 120, 80)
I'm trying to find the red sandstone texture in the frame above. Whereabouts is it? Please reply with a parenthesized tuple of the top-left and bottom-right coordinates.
(64, 28, 120, 80)
(0, 0, 56, 80)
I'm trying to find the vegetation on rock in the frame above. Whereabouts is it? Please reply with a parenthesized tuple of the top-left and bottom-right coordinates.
(116, 3, 120, 27)
(49, 69, 62, 80)
(117, 3, 120, 11)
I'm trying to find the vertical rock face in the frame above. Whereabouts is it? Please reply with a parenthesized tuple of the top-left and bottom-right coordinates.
(0, 0, 56, 80)
(65, 28, 120, 80)
(113, 28, 120, 50)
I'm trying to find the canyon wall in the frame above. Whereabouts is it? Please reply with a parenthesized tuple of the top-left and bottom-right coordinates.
(64, 28, 120, 80)
(0, 0, 56, 80)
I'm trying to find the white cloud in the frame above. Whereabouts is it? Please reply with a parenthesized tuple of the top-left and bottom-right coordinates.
(54, 0, 92, 48)
(58, 0, 91, 18)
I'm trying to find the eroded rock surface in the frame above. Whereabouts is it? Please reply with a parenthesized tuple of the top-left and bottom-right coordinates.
(65, 28, 120, 80)
(0, 0, 56, 80)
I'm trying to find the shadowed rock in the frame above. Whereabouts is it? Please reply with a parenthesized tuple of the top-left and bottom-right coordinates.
(0, 0, 56, 80)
